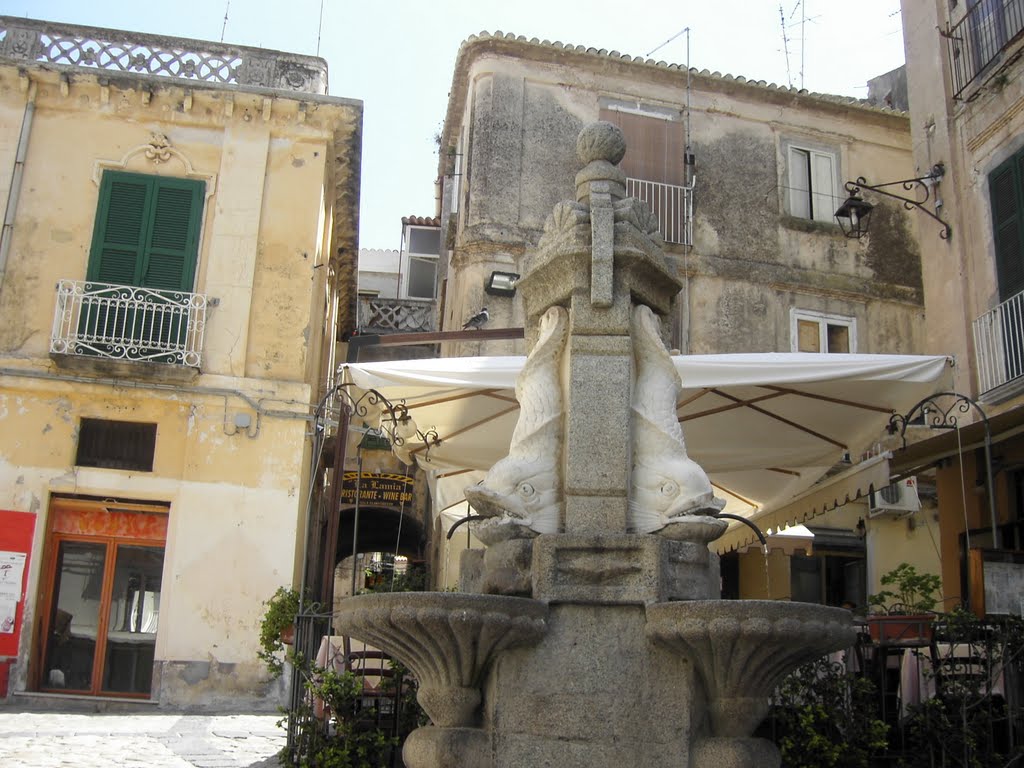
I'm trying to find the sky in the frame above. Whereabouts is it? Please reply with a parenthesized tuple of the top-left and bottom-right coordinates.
(6, 1, 906, 250)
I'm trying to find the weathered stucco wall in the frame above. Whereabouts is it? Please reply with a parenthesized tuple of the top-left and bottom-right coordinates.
(439, 39, 925, 360)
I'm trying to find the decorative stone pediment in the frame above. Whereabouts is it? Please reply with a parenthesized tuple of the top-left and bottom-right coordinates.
(93, 132, 217, 199)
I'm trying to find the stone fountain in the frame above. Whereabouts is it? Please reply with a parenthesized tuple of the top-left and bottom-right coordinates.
(335, 122, 853, 768)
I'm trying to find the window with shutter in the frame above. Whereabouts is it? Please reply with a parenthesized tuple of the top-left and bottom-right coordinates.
(88, 171, 204, 292)
(791, 309, 856, 353)
(400, 224, 440, 300)
(598, 107, 686, 186)
(989, 149, 1024, 302)
(988, 147, 1024, 385)
(599, 103, 691, 244)
(82, 171, 205, 361)
(786, 144, 839, 223)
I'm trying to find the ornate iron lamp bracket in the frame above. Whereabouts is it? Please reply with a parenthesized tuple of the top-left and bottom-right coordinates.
(887, 391, 999, 548)
(887, 391, 986, 449)
(330, 384, 442, 461)
(844, 162, 952, 240)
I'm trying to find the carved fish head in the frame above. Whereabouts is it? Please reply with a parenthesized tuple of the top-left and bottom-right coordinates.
(464, 458, 561, 535)
(630, 454, 725, 533)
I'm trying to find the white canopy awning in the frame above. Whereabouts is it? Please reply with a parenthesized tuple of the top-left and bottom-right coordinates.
(341, 352, 950, 526)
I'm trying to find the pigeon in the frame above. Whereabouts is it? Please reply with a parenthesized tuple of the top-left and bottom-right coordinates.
(462, 307, 489, 330)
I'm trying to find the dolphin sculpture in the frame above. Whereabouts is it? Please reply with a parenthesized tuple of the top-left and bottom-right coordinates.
(629, 304, 724, 534)
(465, 305, 568, 545)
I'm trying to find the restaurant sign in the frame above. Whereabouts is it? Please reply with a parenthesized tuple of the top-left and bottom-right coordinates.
(340, 472, 414, 506)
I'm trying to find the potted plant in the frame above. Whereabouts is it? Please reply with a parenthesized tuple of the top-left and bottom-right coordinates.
(866, 563, 942, 644)
(257, 586, 301, 678)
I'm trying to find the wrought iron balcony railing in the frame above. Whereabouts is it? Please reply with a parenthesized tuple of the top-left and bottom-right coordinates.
(973, 288, 1024, 393)
(51, 280, 207, 367)
(944, 0, 1024, 101)
(626, 177, 695, 246)
(0, 15, 328, 94)
(358, 297, 435, 334)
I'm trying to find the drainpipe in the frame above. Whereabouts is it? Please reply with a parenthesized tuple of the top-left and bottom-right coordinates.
(0, 77, 37, 298)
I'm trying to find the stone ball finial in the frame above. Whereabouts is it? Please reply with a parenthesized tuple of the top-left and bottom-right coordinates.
(577, 121, 626, 166)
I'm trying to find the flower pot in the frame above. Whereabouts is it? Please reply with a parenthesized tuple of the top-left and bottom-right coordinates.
(866, 614, 935, 645)
(280, 624, 296, 646)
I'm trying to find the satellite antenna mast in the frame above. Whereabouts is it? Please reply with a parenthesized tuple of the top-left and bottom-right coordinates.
(779, 5, 793, 88)
(800, 0, 806, 90)
(316, 0, 326, 57)
(220, 1, 230, 42)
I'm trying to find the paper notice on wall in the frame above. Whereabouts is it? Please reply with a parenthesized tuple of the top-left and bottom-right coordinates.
(0, 552, 27, 634)
(0, 595, 15, 633)
(0, 551, 26, 598)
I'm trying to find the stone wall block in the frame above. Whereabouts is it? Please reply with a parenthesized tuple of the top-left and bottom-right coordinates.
(481, 538, 533, 596)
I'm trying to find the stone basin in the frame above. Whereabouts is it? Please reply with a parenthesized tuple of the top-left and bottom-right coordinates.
(334, 592, 548, 727)
(645, 600, 855, 737)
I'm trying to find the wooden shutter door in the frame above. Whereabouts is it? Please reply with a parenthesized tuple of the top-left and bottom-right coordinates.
(88, 175, 151, 285)
(599, 109, 684, 185)
(990, 154, 1024, 302)
(810, 150, 836, 223)
(140, 178, 204, 352)
(788, 148, 811, 219)
(989, 151, 1024, 383)
(142, 179, 203, 292)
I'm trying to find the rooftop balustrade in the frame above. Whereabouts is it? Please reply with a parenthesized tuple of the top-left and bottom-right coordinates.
(0, 15, 328, 94)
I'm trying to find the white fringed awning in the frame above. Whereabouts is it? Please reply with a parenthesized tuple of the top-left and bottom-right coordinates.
(341, 352, 950, 533)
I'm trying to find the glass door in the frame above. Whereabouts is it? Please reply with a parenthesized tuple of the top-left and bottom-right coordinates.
(102, 544, 162, 694)
(42, 541, 107, 692)
(38, 497, 168, 698)
(41, 539, 164, 696)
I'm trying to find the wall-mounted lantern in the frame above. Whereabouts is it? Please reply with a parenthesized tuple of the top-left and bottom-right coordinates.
(834, 163, 952, 240)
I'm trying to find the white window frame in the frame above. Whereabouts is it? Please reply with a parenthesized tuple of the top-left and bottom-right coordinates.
(400, 225, 440, 301)
(790, 309, 857, 353)
(782, 139, 840, 224)
(450, 133, 463, 215)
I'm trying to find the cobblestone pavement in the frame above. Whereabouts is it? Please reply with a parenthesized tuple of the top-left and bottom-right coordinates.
(0, 712, 286, 768)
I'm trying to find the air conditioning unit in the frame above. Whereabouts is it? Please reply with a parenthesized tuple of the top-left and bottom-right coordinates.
(868, 476, 921, 517)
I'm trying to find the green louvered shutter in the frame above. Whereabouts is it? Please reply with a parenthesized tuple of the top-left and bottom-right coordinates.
(990, 153, 1024, 302)
(989, 149, 1024, 382)
(142, 178, 203, 291)
(88, 175, 150, 285)
(89, 171, 204, 290)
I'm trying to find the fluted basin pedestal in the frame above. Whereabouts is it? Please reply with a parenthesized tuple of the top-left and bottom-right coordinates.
(334, 592, 548, 767)
(647, 600, 856, 767)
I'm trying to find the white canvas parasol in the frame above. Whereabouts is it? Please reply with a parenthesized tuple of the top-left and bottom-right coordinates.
(340, 352, 950, 522)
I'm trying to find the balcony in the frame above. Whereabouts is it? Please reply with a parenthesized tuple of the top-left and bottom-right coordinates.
(944, 0, 1024, 101)
(51, 280, 207, 370)
(357, 297, 435, 334)
(973, 289, 1024, 394)
(0, 15, 328, 95)
(626, 177, 694, 246)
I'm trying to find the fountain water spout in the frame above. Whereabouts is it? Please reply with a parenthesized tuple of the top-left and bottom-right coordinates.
(710, 512, 767, 547)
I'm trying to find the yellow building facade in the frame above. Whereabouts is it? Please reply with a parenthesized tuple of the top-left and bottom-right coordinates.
(0, 17, 361, 708)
